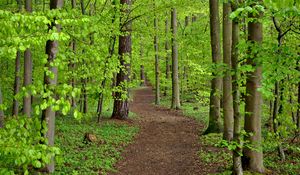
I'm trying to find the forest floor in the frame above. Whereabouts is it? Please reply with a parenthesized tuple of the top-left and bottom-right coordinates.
(110, 87, 221, 175)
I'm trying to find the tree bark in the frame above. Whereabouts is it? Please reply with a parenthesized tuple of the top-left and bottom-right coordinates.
(111, 0, 131, 119)
(204, 0, 222, 134)
(231, 1, 243, 174)
(154, 10, 160, 105)
(242, 1, 265, 172)
(164, 17, 170, 96)
(41, 0, 63, 172)
(297, 82, 300, 129)
(23, 0, 33, 117)
(12, 51, 21, 116)
(171, 8, 180, 109)
(223, 1, 234, 141)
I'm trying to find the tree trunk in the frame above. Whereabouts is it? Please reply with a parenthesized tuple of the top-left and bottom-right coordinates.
(41, 0, 63, 172)
(171, 8, 180, 109)
(111, 0, 131, 120)
(223, 1, 234, 141)
(154, 11, 160, 105)
(23, 0, 33, 117)
(231, 1, 243, 174)
(70, 40, 76, 108)
(12, 51, 21, 116)
(82, 78, 88, 113)
(70, 0, 76, 108)
(182, 16, 190, 96)
(97, 0, 117, 122)
(140, 65, 146, 86)
(204, 0, 222, 134)
(164, 17, 170, 96)
(242, 1, 265, 172)
(0, 85, 4, 128)
(296, 82, 300, 129)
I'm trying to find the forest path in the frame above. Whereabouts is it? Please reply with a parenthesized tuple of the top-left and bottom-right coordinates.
(110, 87, 209, 175)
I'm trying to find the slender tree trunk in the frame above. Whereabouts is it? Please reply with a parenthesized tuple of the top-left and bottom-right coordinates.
(70, 41, 76, 107)
(111, 0, 131, 119)
(231, 1, 243, 174)
(171, 8, 180, 109)
(223, 1, 234, 141)
(242, 1, 265, 172)
(164, 17, 170, 96)
(0, 85, 4, 128)
(204, 0, 222, 134)
(140, 64, 146, 86)
(154, 10, 160, 105)
(70, 0, 76, 108)
(12, 51, 21, 116)
(82, 78, 88, 113)
(297, 82, 300, 129)
(182, 16, 190, 97)
(23, 0, 33, 117)
(41, 0, 63, 172)
(13, 0, 22, 116)
(23, 49, 32, 117)
(97, 0, 117, 122)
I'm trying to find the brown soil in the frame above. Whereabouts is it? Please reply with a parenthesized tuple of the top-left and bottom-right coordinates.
(110, 87, 217, 175)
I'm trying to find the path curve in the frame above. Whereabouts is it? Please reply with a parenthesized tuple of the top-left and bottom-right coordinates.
(110, 87, 208, 175)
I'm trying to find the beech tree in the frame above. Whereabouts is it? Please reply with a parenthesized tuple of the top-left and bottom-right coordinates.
(23, 0, 33, 117)
(205, 0, 222, 134)
(242, 0, 265, 173)
(222, 0, 234, 141)
(164, 17, 171, 96)
(41, 0, 63, 172)
(231, 0, 243, 174)
(171, 8, 180, 109)
(154, 3, 160, 105)
(111, 0, 132, 119)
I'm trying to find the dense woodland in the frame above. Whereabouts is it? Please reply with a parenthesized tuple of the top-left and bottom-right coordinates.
(0, 0, 299, 174)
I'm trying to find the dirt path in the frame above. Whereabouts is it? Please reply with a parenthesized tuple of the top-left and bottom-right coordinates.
(110, 87, 211, 175)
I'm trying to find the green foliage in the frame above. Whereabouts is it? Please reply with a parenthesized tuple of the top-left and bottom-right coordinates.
(54, 116, 139, 175)
(0, 116, 60, 174)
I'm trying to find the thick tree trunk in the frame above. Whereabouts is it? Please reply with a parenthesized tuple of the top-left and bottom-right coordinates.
(154, 13, 160, 105)
(231, 1, 243, 174)
(171, 8, 180, 109)
(41, 0, 63, 172)
(23, 0, 33, 117)
(242, 1, 265, 172)
(0, 85, 4, 128)
(164, 18, 170, 96)
(223, 1, 234, 141)
(205, 0, 222, 134)
(111, 0, 131, 119)
(12, 51, 21, 116)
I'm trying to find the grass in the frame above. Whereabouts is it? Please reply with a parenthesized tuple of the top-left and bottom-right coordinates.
(54, 115, 139, 175)
(159, 93, 209, 125)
